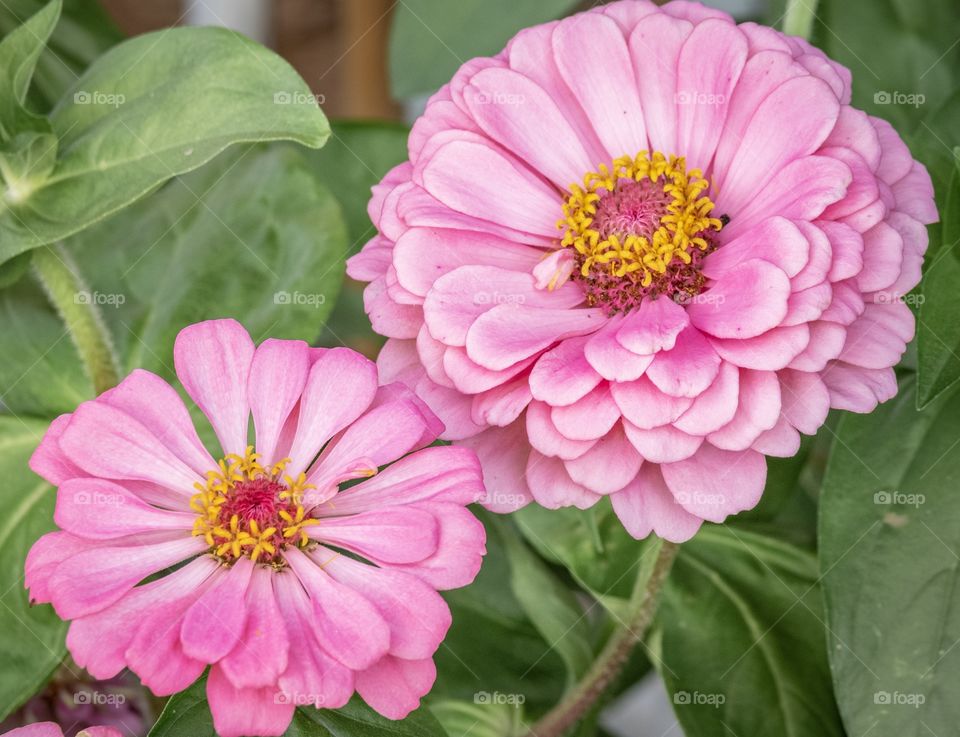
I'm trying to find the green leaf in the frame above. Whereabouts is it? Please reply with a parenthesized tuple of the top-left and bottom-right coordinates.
(388, 0, 578, 98)
(0, 0, 60, 140)
(0, 415, 67, 720)
(430, 700, 525, 737)
(149, 678, 448, 737)
(0, 144, 346, 416)
(917, 152, 960, 407)
(0, 0, 122, 108)
(655, 526, 844, 737)
(0, 25, 330, 265)
(435, 515, 566, 717)
(70, 144, 344, 378)
(495, 516, 593, 685)
(0, 129, 58, 199)
(514, 499, 657, 619)
(820, 376, 960, 736)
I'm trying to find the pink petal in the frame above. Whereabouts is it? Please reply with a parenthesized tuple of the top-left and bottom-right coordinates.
(466, 305, 604, 371)
(646, 327, 721, 398)
(29, 414, 83, 486)
(711, 324, 810, 371)
(208, 665, 294, 737)
(49, 536, 206, 619)
(584, 315, 655, 382)
(822, 363, 897, 412)
(324, 553, 452, 660)
(355, 656, 436, 720)
(286, 548, 391, 670)
(174, 319, 254, 456)
(459, 423, 534, 512)
(529, 336, 602, 407)
(672, 361, 740, 435)
(314, 506, 439, 564)
(703, 216, 809, 280)
(470, 377, 532, 427)
(779, 369, 830, 435)
(220, 566, 289, 689)
(248, 339, 310, 465)
(661, 445, 766, 522)
(102, 369, 215, 476)
(464, 67, 593, 187)
(3, 724, 64, 737)
(611, 376, 693, 429)
(181, 557, 253, 663)
(287, 348, 378, 477)
(552, 13, 648, 159)
(708, 369, 781, 451)
(610, 463, 703, 542)
(58, 402, 200, 492)
(55, 478, 193, 539)
(526, 401, 597, 460)
(688, 259, 791, 339)
(551, 384, 621, 440)
(623, 422, 702, 464)
(526, 451, 603, 510)
(563, 424, 642, 494)
(615, 297, 690, 355)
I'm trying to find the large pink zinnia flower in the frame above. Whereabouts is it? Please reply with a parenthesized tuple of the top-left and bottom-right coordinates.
(25, 320, 486, 737)
(348, 0, 936, 541)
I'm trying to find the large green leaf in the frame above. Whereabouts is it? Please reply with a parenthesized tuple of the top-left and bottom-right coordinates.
(0, 143, 347, 419)
(655, 526, 844, 737)
(0, 25, 329, 264)
(917, 152, 960, 407)
(149, 678, 447, 737)
(388, 0, 578, 98)
(0, 0, 121, 108)
(820, 377, 960, 736)
(0, 415, 66, 720)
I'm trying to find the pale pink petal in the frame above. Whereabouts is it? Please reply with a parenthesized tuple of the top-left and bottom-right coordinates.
(623, 422, 703, 464)
(174, 319, 254, 456)
(779, 369, 830, 434)
(29, 414, 83, 486)
(55, 478, 193, 539)
(611, 376, 693, 430)
(526, 451, 602, 510)
(673, 361, 740, 434)
(526, 401, 597, 460)
(584, 315, 655, 382)
(611, 464, 703, 542)
(703, 216, 810, 280)
(646, 327, 721, 398)
(208, 665, 294, 737)
(708, 370, 781, 451)
(689, 260, 790, 339)
(551, 384, 622, 440)
(220, 566, 289, 689)
(248, 339, 310, 465)
(711, 324, 810, 371)
(662, 445, 766, 522)
(822, 363, 897, 412)
(529, 336, 602, 407)
(615, 297, 689, 355)
(313, 506, 439, 564)
(181, 557, 253, 663)
(471, 377, 533, 427)
(355, 656, 436, 720)
(563, 424, 642, 494)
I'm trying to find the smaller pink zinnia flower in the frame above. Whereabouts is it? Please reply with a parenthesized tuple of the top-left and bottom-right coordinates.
(1, 725, 119, 737)
(26, 320, 486, 737)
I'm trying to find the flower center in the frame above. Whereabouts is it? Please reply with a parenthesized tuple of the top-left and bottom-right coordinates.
(556, 151, 724, 314)
(191, 447, 318, 565)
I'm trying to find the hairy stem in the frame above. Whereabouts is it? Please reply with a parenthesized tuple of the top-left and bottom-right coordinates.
(783, 0, 819, 40)
(32, 245, 120, 394)
(524, 539, 680, 737)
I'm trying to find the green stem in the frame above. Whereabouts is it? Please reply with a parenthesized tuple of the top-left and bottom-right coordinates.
(32, 245, 120, 394)
(524, 540, 680, 737)
(782, 0, 818, 40)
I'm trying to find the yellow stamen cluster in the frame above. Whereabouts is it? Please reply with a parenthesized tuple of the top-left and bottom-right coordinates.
(558, 151, 723, 287)
(190, 446, 319, 564)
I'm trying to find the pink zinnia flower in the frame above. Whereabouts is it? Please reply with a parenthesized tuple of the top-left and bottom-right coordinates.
(348, 0, 936, 541)
(26, 320, 486, 737)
